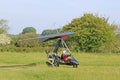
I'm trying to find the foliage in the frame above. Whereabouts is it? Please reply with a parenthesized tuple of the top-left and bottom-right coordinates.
(22, 27, 36, 34)
(15, 33, 40, 47)
(0, 19, 11, 46)
(0, 34, 11, 46)
(63, 13, 116, 52)
(0, 45, 54, 52)
(9, 34, 19, 45)
(114, 32, 120, 53)
(41, 28, 62, 36)
(0, 19, 9, 34)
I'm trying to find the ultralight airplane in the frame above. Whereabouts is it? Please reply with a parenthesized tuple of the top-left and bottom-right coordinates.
(20, 32, 79, 68)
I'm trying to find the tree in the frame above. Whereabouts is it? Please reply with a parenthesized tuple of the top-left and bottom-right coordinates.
(16, 33, 40, 47)
(41, 28, 62, 36)
(0, 34, 11, 45)
(22, 27, 36, 34)
(63, 13, 116, 52)
(0, 19, 9, 34)
(0, 19, 11, 45)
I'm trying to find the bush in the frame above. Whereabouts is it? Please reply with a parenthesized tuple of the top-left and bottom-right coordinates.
(0, 34, 11, 46)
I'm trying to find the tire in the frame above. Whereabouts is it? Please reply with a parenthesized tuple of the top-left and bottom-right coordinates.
(73, 64, 78, 68)
(54, 56, 60, 67)
(54, 61, 59, 67)
(46, 61, 52, 66)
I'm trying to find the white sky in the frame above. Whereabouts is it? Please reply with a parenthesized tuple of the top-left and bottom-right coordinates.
(0, 0, 120, 34)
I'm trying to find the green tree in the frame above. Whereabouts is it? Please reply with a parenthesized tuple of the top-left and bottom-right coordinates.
(41, 28, 62, 36)
(114, 28, 120, 53)
(22, 27, 36, 34)
(0, 19, 9, 34)
(16, 33, 40, 47)
(63, 13, 116, 52)
(10, 34, 19, 45)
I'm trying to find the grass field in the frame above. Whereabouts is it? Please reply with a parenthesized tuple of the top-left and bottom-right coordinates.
(0, 52, 120, 80)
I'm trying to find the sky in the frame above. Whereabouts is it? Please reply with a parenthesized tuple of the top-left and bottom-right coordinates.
(0, 0, 120, 34)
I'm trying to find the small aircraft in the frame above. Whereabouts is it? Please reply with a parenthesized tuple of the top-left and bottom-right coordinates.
(20, 32, 79, 68)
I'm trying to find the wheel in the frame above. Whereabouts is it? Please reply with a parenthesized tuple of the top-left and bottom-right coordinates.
(73, 64, 78, 68)
(54, 61, 59, 67)
(54, 56, 60, 67)
(46, 61, 52, 66)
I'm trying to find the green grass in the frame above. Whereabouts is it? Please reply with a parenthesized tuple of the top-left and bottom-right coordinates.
(0, 52, 120, 80)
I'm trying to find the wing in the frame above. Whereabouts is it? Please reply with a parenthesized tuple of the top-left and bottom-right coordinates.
(39, 32, 75, 43)
(19, 32, 75, 43)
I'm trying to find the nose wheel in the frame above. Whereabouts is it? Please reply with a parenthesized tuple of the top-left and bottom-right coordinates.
(73, 64, 78, 68)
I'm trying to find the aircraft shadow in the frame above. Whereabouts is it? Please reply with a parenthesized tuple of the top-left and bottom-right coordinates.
(0, 63, 37, 68)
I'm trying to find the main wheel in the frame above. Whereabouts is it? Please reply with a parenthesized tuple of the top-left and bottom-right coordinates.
(46, 61, 52, 66)
(54, 61, 59, 67)
(54, 56, 60, 67)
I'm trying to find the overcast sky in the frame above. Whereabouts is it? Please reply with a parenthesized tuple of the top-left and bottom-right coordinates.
(0, 0, 120, 34)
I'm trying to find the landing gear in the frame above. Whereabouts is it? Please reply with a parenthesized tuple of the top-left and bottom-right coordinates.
(73, 64, 78, 68)
(53, 56, 60, 67)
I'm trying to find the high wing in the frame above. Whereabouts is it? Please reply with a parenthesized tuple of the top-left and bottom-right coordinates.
(19, 32, 75, 43)
(39, 32, 75, 43)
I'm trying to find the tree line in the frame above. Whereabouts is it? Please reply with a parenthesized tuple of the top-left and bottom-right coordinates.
(0, 13, 120, 53)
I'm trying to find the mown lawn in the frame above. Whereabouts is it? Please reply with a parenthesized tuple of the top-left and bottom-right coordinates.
(0, 52, 120, 80)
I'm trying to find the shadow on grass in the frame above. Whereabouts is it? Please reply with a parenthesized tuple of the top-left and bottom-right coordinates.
(0, 63, 37, 68)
